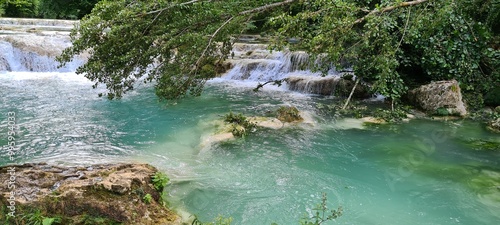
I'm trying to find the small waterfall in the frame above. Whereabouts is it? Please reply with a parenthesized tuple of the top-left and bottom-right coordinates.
(286, 75, 341, 95)
(221, 43, 347, 95)
(0, 18, 84, 72)
(0, 36, 84, 72)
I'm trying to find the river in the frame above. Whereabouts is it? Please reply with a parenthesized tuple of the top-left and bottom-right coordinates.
(0, 18, 499, 225)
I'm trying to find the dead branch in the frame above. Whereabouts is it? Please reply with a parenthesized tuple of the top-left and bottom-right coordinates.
(354, 0, 428, 24)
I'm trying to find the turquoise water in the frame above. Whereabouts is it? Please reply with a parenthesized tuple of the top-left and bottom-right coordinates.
(1, 72, 499, 224)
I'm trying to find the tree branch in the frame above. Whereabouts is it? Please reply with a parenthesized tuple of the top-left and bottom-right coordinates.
(143, 0, 212, 15)
(238, 0, 297, 15)
(354, 0, 428, 24)
(193, 0, 298, 69)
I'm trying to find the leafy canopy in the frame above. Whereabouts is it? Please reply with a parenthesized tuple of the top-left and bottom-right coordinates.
(58, 0, 296, 100)
(58, 0, 499, 107)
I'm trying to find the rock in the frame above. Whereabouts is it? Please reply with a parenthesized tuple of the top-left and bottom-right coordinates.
(248, 116, 284, 129)
(0, 163, 181, 224)
(285, 75, 370, 98)
(361, 117, 387, 124)
(0, 56, 11, 71)
(487, 118, 500, 133)
(407, 80, 467, 116)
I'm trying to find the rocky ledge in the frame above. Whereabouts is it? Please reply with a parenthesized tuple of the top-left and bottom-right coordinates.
(0, 163, 180, 224)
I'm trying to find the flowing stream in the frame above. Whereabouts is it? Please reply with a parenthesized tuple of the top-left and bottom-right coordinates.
(1, 19, 499, 224)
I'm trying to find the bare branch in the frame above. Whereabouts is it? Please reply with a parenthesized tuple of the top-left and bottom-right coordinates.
(354, 0, 428, 24)
(238, 0, 297, 15)
(194, 16, 234, 69)
(143, 0, 212, 15)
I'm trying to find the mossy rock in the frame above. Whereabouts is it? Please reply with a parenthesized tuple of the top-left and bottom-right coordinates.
(276, 106, 303, 123)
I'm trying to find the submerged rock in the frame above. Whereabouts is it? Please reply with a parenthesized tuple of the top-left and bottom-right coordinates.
(0, 163, 181, 224)
(408, 80, 467, 116)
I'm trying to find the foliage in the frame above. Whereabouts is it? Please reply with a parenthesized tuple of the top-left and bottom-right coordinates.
(270, 0, 498, 109)
(58, 0, 296, 101)
(143, 193, 153, 204)
(268, 193, 342, 225)
(56, 0, 499, 111)
(373, 108, 408, 123)
(299, 193, 342, 225)
(276, 106, 303, 122)
(223, 112, 256, 137)
(316, 100, 368, 119)
(38, 0, 100, 19)
(484, 87, 500, 107)
(151, 171, 170, 192)
(1, 0, 39, 17)
(21, 210, 61, 225)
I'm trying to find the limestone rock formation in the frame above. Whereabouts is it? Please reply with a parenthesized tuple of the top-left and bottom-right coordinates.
(285, 75, 370, 98)
(407, 80, 467, 116)
(0, 163, 180, 225)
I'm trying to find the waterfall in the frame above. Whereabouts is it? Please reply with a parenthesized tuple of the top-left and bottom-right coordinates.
(0, 19, 354, 96)
(0, 36, 84, 72)
(0, 18, 83, 72)
(221, 42, 352, 96)
(222, 43, 323, 81)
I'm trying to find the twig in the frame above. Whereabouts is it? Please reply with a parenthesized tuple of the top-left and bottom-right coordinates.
(354, 0, 428, 24)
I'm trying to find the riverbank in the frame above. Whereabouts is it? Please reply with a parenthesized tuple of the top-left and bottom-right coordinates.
(0, 163, 181, 224)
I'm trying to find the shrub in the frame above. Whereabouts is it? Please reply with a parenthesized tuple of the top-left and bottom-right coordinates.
(151, 172, 169, 192)
(223, 112, 256, 137)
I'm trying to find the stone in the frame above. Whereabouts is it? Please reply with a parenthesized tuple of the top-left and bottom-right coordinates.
(361, 117, 387, 124)
(285, 75, 370, 98)
(0, 163, 181, 224)
(248, 116, 284, 129)
(407, 80, 467, 116)
(487, 118, 500, 133)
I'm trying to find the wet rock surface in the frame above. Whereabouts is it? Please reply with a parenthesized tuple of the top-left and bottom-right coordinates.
(0, 163, 180, 224)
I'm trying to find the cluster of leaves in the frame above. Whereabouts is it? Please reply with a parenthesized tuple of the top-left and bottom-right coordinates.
(276, 106, 303, 122)
(270, 0, 499, 110)
(316, 100, 368, 119)
(58, 0, 296, 101)
(21, 210, 61, 225)
(0, 0, 100, 19)
(373, 108, 408, 122)
(0, 0, 39, 17)
(223, 112, 256, 137)
(142, 193, 153, 204)
(151, 171, 170, 192)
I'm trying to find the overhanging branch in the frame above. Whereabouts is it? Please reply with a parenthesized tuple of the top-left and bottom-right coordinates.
(354, 0, 428, 24)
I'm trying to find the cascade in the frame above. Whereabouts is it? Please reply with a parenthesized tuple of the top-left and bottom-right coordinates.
(0, 18, 83, 72)
(0, 19, 351, 96)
